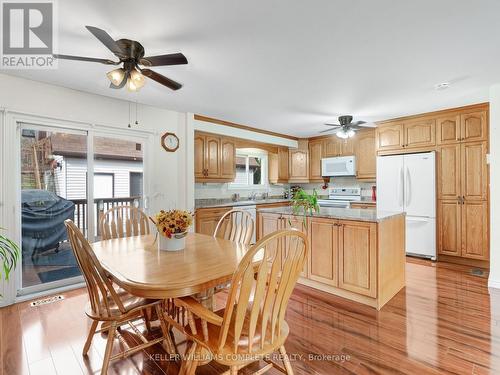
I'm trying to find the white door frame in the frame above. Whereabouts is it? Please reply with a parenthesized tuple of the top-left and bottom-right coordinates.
(0, 109, 153, 303)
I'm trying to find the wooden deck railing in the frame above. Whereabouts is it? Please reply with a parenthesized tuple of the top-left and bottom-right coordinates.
(70, 196, 142, 236)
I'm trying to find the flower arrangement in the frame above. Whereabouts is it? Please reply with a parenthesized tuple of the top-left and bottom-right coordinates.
(151, 209, 193, 239)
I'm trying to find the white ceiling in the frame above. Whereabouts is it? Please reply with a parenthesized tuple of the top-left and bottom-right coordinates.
(3, 0, 500, 137)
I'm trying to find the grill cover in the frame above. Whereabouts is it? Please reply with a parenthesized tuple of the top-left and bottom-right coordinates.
(22, 190, 75, 256)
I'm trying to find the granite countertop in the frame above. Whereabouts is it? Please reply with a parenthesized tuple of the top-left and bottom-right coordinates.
(258, 206, 403, 223)
(195, 198, 291, 209)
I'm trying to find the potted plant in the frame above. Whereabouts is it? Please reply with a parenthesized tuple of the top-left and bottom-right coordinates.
(0, 228, 20, 297)
(291, 188, 320, 225)
(150, 210, 193, 251)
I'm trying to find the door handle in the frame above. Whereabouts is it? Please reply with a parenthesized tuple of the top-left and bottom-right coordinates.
(405, 167, 411, 207)
(397, 167, 404, 208)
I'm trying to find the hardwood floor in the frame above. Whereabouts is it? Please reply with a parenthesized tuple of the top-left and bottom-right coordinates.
(1, 258, 498, 375)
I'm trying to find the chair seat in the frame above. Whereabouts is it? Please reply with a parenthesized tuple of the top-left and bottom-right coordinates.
(85, 287, 159, 321)
(179, 299, 289, 366)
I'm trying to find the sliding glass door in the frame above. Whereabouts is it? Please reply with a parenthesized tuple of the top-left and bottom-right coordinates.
(19, 124, 147, 294)
(20, 125, 88, 289)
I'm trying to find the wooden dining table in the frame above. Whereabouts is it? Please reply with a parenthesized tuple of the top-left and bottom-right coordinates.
(91, 232, 251, 299)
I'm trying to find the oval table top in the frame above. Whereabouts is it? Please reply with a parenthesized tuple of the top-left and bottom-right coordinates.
(91, 233, 251, 299)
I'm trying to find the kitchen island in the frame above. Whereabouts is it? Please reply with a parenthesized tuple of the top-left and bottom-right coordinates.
(257, 206, 406, 310)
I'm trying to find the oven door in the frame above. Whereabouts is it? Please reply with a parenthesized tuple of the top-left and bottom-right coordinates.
(317, 199, 350, 208)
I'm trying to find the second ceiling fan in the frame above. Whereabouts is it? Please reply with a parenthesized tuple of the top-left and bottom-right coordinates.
(320, 115, 375, 138)
(53, 26, 188, 91)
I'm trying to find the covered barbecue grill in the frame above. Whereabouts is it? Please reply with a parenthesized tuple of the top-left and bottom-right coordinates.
(22, 190, 75, 260)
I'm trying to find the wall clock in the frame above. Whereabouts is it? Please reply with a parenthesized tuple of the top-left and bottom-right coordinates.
(161, 132, 179, 152)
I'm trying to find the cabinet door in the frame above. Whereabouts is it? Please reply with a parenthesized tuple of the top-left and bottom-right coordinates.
(461, 201, 488, 260)
(278, 147, 289, 182)
(461, 141, 487, 201)
(309, 141, 323, 181)
(323, 138, 341, 157)
(355, 131, 376, 180)
(220, 138, 235, 179)
(436, 115, 460, 144)
(375, 123, 404, 151)
(340, 138, 355, 156)
(289, 150, 309, 182)
(309, 218, 338, 286)
(268, 153, 278, 184)
(195, 208, 230, 236)
(404, 119, 436, 148)
(437, 200, 461, 256)
(257, 213, 283, 268)
(194, 134, 205, 179)
(338, 221, 377, 298)
(282, 215, 308, 277)
(205, 135, 221, 178)
(461, 111, 487, 142)
(437, 144, 460, 199)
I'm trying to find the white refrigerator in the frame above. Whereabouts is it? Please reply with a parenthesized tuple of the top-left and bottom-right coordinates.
(376, 152, 436, 260)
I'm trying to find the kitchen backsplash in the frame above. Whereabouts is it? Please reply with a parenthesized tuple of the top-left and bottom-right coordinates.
(195, 183, 289, 199)
(295, 177, 376, 198)
(195, 177, 375, 199)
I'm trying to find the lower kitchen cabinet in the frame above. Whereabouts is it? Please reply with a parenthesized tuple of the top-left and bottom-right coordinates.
(195, 207, 230, 236)
(338, 221, 377, 297)
(438, 199, 488, 261)
(256, 212, 405, 310)
(309, 218, 338, 286)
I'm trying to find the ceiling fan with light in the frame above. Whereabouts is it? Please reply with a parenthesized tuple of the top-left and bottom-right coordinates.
(53, 26, 188, 92)
(320, 115, 376, 138)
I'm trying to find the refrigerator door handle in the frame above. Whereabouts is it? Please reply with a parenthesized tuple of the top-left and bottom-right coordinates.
(398, 166, 404, 208)
(405, 167, 411, 207)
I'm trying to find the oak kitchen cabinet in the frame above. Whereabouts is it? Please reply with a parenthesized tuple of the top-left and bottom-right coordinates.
(278, 147, 289, 183)
(288, 140, 309, 183)
(355, 130, 376, 180)
(436, 111, 488, 145)
(376, 120, 435, 152)
(256, 210, 405, 310)
(195, 207, 231, 235)
(437, 140, 489, 261)
(308, 139, 323, 182)
(323, 137, 354, 157)
(194, 131, 236, 182)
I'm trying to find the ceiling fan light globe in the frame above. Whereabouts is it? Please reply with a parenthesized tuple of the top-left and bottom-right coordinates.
(336, 130, 348, 139)
(347, 129, 356, 138)
(106, 68, 125, 86)
(126, 78, 139, 92)
(130, 69, 146, 89)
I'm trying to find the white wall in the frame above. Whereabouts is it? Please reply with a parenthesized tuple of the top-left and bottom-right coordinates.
(489, 84, 500, 288)
(0, 73, 194, 305)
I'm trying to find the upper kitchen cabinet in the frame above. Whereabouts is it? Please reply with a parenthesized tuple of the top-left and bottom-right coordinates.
(355, 130, 376, 180)
(375, 123, 404, 152)
(403, 119, 436, 149)
(323, 137, 342, 157)
(437, 114, 461, 144)
(194, 131, 235, 182)
(289, 140, 309, 183)
(309, 139, 323, 182)
(277, 147, 289, 183)
(461, 111, 488, 142)
(340, 138, 355, 156)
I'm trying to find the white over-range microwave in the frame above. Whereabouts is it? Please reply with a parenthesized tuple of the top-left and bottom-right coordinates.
(321, 156, 356, 177)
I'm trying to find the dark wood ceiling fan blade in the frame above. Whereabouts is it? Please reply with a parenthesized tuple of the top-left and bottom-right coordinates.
(85, 26, 127, 58)
(142, 69, 182, 90)
(53, 54, 118, 65)
(140, 53, 188, 67)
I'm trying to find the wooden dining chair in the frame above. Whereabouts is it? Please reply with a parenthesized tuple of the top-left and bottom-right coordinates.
(99, 205, 150, 240)
(213, 209, 255, 245)
(165, 229, 308, 375)
(64, 220, 175, 375)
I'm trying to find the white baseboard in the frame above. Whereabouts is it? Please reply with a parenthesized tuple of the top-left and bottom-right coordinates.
(488, 278, 500, 289)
